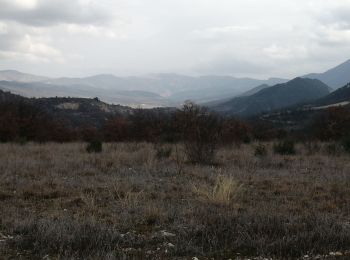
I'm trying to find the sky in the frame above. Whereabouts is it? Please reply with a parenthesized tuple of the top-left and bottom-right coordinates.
(0, 0, 350, 79)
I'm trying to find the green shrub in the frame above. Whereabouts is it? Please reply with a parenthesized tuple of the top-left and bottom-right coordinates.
(86, 140, 102, 153)
(254, 143, 267, 157)
(273, 140, 296, 155)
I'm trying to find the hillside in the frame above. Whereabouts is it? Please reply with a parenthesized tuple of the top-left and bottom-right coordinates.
(239, 84, 270, 97)
(255, 82, 350, 131)
(312, 83, 350, 107)
(304, 59, 350, 89)
(0, 89, 133, 128)
(212, 78, 330, 116)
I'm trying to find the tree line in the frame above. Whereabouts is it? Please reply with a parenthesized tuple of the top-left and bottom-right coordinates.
(1, 98, 350, 146)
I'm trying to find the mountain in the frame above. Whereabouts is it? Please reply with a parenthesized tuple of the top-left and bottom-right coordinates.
(303, 59, 350, 89)
(311, 82, 350, 108)
(0, 80, 171, 108)
(0, 70, 288, 107)
(255, 82, 350, 131)
(239, 84, 270, 97)
(169, 76, 288, 103)
(44, 74, 288, 103)
(211, 78, 331, 116)
(0, 70, 49, 83)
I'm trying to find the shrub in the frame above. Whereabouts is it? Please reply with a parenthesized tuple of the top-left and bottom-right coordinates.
(177, 101, 221, 164)
(86, 140, 102, 153)
(341, 135, 350, 154)
(154, 144, 172, 159)
(254, 143, 267, 157)
(303, 141, 320, 155)
(273, 140, 296, 155)
(324, 143, 342, 156)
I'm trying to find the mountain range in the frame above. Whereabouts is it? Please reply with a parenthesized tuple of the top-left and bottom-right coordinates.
(0, 59, 349, 112)
(0, 70, 287, 107)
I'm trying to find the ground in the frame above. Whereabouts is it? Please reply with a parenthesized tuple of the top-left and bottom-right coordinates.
(0, 142, 349, 259)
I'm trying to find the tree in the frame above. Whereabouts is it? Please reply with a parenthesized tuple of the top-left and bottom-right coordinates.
(176, 101, 221, 164)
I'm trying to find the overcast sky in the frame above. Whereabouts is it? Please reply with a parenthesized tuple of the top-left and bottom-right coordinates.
(0, 0, 350, 78)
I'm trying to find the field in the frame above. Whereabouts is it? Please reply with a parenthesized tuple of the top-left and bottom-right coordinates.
(0, 142, 349, 259)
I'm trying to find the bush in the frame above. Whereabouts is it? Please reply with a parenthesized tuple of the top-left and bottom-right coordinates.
(303, 141, 320, 155)
(86, 140, 102, 153)
(341, 136, 350, 154)
(177, 102, 221, 164)
(254, 143, 267, 157)
(324, 143, 340, 156)
(154, 144, 172, 159)
(273, 140, 296, 155)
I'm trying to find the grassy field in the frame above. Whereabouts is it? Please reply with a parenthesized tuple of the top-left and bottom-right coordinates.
(0, 142, 349, 259)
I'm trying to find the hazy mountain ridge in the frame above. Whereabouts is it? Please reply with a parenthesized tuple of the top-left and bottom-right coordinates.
(1, 58, 349, 108)
(211, 78, 331, 116)
(312, 83, 350, 107)
(0, 80, 171, 109)
(303, 59, 350, 89)
(0, 70, 288, 107)
(0, 70, 49, 83)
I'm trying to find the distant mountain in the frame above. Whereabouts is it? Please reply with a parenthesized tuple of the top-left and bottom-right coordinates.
(0, 80, 171, 108)
(212, 78, 331, 116)
(311, 82, 350, 107)
(170, 76, 288, 103)
(239, 84, 270, 97)
(0, 70, 288, 107)
(256, 82, 350, 130)
(0, 70, 49, 83)
(303, 59, 350, 89)
(45, 74, 288, 103)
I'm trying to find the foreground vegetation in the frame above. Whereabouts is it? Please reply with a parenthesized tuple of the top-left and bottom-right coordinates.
(0, 142, 349, 259)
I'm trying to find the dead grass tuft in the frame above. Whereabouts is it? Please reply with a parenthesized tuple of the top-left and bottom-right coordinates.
(193, 175, 242, 205)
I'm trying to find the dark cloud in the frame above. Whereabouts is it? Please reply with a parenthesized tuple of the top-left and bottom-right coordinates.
(0, 0, 112, 27)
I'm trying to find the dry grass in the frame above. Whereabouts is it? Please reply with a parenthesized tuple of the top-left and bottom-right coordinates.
(193, 175, 241, 205)
(0, 142, 349, 259)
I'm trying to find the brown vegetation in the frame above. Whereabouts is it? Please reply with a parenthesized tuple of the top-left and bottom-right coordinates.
(0, 142, 349, 259)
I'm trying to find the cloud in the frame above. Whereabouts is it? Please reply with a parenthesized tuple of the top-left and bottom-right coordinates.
(192, 25, 257, 41)
(1, 0, 350, 78)
(193, 56, 269, 77)
(0, 0, 121, 65)
(263, 45, 309, 60)
(0, 35, 63, 63)
(0, 0, 113, 27)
